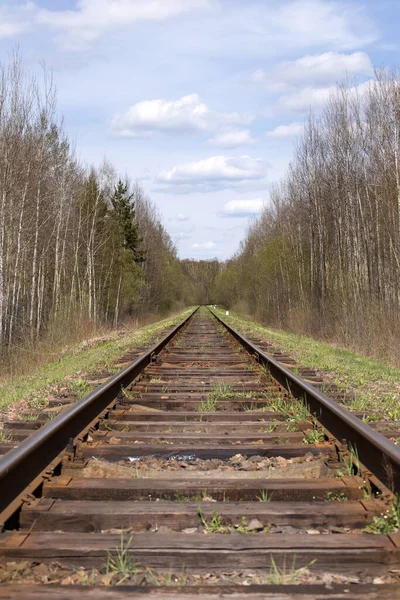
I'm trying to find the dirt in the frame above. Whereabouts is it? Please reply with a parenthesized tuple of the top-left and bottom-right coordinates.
(77, 453, 329, 479)
(127, 404, 165, 413)
(0, 560, 398, 587)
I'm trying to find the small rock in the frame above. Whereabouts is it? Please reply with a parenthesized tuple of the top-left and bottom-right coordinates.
(306, 529, 321, 535)
(246, 519, 264, 532)
(32, 564, 50, 577)
(229, 454, 243, 464)
(155, 525, 172, 534)
(272, 456, 288, 468)
(331, 526, 346, 534)
(182, 528, 198, 534)
(373, 576, 387, 584)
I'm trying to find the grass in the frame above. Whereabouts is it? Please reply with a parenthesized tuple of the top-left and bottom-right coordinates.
(106, 534, 139, 581)
(198, 508, 227, 533)
(302, 426, 325, 444)
(257, 489, 273, 502)
(197, 397, 218, 412)
(366, 495, 400, 534)
(0, 429, 14, 442)
(324, 491, 348, 502)
(213, 307, 400, 417)
(337, 442, 360, 477)
(0, 308, 194, 413)
(265, 556, 316, 585)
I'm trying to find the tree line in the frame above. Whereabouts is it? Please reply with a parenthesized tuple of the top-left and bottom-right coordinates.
(0, 53, 193, 353)
(214, 70, 400, 360)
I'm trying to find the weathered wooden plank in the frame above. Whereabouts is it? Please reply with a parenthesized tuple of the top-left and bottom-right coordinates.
(0, 532, 397, 572)
(110, 411, 283, 422)
(42, 476, 363, 502)
(0, 584, 399, 600)
(20, 499, 380, 532)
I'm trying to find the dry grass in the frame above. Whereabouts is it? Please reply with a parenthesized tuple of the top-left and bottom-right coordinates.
(0, 308, 194, 413)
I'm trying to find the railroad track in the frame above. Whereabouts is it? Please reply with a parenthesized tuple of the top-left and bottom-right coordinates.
(0, 306, 400, 598)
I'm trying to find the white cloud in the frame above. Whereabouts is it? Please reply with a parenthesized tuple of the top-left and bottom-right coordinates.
(155, 155, 268, 193)
(269, 1, 376, 51)
(219, 199, 265, 218)
(0, 2, 35, 38)
(176, 212, 189, 222)
(111, 94, 252, 137)
(278, 86, 335, 111)
(36, 0, 211, 50)
(253, 52, 373, 91)
(208, 129, 255, 148)
(192, 241, 216, 249)
(278, 80, 373, 112)
(266, 122, 304, 138)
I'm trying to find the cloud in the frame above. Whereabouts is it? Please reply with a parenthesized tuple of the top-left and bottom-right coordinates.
(278, 80, 373, 112)
(111, 94, 252, 138)
(268, 1, 377, 52)
(278, 86, 336, 111)
(155, 155, 268, 193)
(253, 51, 373, 91)
(192, 241, 216, 249)
(36, 0, 211, 50)
(0, 2, 35, 38)
(266, 122, 304, 138)
(208, 129, 255, 148)
(219, 199, 265, 218)
(176, 212, 190, 221)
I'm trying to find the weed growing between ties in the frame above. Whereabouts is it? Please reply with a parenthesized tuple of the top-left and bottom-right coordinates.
(257, 490, 273, 502)
(302, 426, 325, 444)
(197, 397, 218, 412)
(0, 429, 13, 442)
(198, 508, 227, 533)
(197, 508, 272, 534)
(106, 534, 139, 583)
(366, 495, 400, 534)
(263, 556, 316, 585)
(337, 443, 360, 477)
(324, 491, 348, 502)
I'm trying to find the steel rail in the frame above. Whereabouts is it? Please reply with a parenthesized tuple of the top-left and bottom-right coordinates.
(0, 307, 198, 516)
(209, 307, 400, 492)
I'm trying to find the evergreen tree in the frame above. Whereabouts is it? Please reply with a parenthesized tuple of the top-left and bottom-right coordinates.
(110, 180, 143, 262)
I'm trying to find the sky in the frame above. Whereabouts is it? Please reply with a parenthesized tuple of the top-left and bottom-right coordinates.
(0, 0, 398, 259)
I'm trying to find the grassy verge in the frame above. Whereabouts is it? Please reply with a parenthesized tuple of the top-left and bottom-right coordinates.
(213, 307, 400, 419)
(0, 308, 195, 414)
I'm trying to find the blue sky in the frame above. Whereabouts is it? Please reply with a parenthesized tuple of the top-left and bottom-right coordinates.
(0, 0, 398, 259)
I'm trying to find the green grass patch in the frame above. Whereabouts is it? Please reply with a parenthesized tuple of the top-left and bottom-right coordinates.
(0, 308, 194, 413)
(213, 307, 400, 417)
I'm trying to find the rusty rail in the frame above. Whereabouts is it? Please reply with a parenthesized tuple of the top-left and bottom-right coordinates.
(0, 307, 198, 517)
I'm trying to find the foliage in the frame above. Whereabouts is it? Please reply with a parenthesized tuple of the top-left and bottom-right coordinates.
(106, 535, 138, 578)
(213, 71, 400, 363)
(366, 495, 400, 534)
(265, 556, 316, 585)
(0, 53, 194, 358)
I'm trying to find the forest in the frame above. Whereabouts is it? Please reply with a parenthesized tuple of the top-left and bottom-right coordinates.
(2, 52, 400, 367)
(0, 53, 196, 367)
(214, 70, 400, 361)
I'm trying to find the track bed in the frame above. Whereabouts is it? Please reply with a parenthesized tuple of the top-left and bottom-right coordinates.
(0, 308, 399, 598)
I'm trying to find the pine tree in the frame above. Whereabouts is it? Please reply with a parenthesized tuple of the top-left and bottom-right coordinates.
(110, 179, 143, 262)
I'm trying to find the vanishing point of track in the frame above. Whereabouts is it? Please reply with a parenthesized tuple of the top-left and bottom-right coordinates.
(0, 306, 400, 598)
